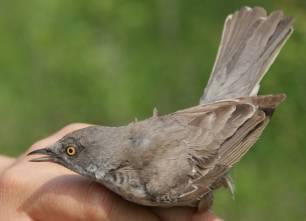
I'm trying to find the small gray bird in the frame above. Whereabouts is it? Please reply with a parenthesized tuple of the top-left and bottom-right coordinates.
(28, 6, 293, 210)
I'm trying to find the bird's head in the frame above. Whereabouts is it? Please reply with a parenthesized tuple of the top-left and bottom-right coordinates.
(27, 126, 105, 178)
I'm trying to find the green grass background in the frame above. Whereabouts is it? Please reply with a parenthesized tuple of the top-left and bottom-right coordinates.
(0, 0, 305, 220)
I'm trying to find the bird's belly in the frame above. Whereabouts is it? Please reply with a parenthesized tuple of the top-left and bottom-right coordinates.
(94, 172, 209, 207)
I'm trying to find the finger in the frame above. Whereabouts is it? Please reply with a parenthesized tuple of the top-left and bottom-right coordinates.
(151, 207, 194, 221)
(191, 210, 224, 221)
(29, 123, 92, 152)
(0, 155, 15, 172)
(24, 175, 160, 221)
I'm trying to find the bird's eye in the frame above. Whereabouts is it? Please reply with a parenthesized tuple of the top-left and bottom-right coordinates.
(65, 146, 77, 156)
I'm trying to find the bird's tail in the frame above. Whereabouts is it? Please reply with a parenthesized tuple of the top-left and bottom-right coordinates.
(200, 6, 293, 104)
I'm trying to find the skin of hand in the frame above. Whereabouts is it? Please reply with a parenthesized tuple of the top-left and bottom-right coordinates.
(0, 123, 223, 221)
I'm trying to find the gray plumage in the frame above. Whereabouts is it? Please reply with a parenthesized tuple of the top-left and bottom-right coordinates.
(28, 6, 293, 210)
(201, 6, 293, 104)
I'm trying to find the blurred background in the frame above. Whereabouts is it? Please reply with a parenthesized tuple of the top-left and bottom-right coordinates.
(0, 0, 305, 220)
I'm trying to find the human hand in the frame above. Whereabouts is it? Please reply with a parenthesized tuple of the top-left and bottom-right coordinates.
(0, 123, 223, 221)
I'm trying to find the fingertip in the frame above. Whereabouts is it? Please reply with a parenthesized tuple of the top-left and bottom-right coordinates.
(151, 206, 194, 221)
(212, 217, 224, 221)
(50, 123, 93, 141)
(192, 210, 224, 221)
(58, 123, 93, 135)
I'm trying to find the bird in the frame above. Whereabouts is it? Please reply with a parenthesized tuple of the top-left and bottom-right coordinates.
(28, 6, 293, 211)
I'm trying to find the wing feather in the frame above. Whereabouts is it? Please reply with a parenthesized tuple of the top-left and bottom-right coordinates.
(176, 94, 285, 191)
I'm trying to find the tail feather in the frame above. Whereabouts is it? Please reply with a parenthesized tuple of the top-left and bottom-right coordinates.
(200, 7, 293, 104)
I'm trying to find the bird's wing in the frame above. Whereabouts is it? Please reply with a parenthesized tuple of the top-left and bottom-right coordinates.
(173, 94, 285, 194)
(133, 94, 285, 204)
(200, 7, 293, 104)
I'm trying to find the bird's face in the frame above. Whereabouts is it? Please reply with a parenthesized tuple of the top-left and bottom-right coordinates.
(28, 127, 102, 178)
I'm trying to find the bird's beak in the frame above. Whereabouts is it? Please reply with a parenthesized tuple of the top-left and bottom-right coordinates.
(27, 148, 57, 162)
